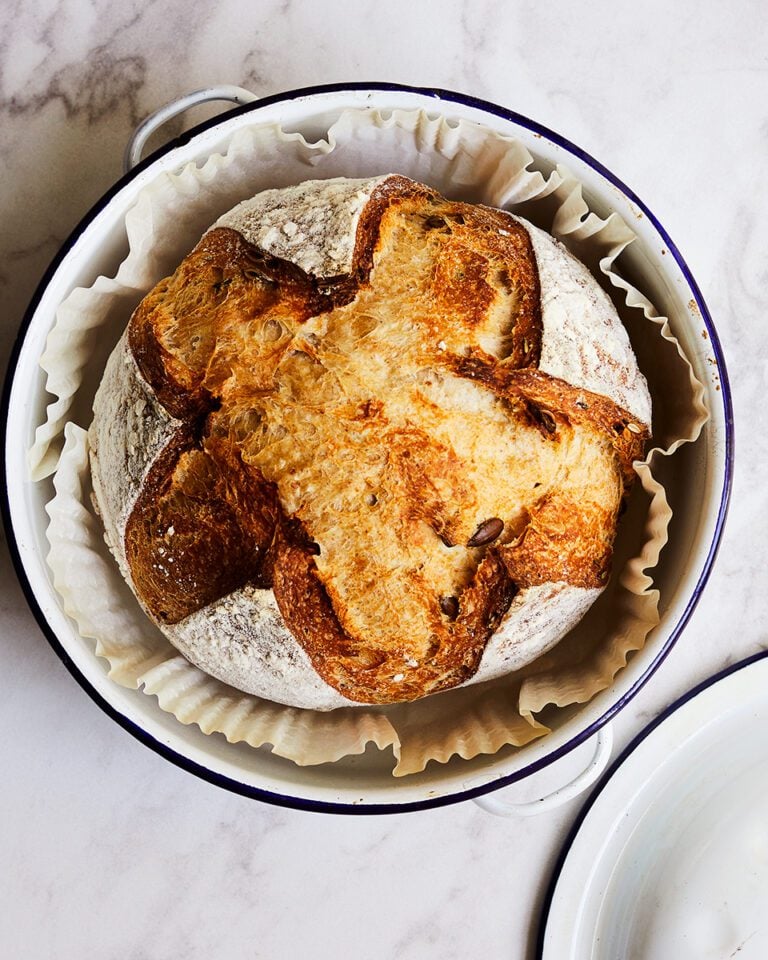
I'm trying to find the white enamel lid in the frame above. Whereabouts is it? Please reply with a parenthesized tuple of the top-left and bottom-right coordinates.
(539, 652, 768, 959)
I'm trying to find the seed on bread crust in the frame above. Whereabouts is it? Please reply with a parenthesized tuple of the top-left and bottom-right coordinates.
(467, 518, 505, 548)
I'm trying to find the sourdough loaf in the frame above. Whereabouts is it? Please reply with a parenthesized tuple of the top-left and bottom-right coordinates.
(89, 175, 651, 710)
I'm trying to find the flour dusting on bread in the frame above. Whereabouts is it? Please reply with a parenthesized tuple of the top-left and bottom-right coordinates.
(214, 176, 389, 278)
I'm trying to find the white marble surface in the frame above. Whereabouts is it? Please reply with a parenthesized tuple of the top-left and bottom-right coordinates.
(1, 2, 766, 958)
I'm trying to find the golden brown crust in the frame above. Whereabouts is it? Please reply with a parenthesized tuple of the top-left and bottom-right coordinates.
(128, 228, 332, 420)
(272, 528, 518, 705)
(120, 178, 648, 704)
(124, 428, 279, 623)
(447, 357, 648, 493)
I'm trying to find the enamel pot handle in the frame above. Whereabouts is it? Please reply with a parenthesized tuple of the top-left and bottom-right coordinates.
(123, 85, 258, 173)
(473, 724, 614, 817)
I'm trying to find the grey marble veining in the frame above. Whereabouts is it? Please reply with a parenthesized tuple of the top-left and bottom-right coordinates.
(1, 1, 766, 958)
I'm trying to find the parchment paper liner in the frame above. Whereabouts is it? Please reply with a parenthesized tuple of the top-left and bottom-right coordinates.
(33, 108, 707, 776)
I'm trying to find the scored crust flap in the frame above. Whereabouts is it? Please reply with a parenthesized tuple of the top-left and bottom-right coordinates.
(38, 107, 706, 776)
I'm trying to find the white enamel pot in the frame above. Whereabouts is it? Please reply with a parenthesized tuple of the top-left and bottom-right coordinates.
(1, 83, 733, 814)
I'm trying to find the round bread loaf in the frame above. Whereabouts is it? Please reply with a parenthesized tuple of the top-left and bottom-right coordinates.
(89, 174, 651, 710)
